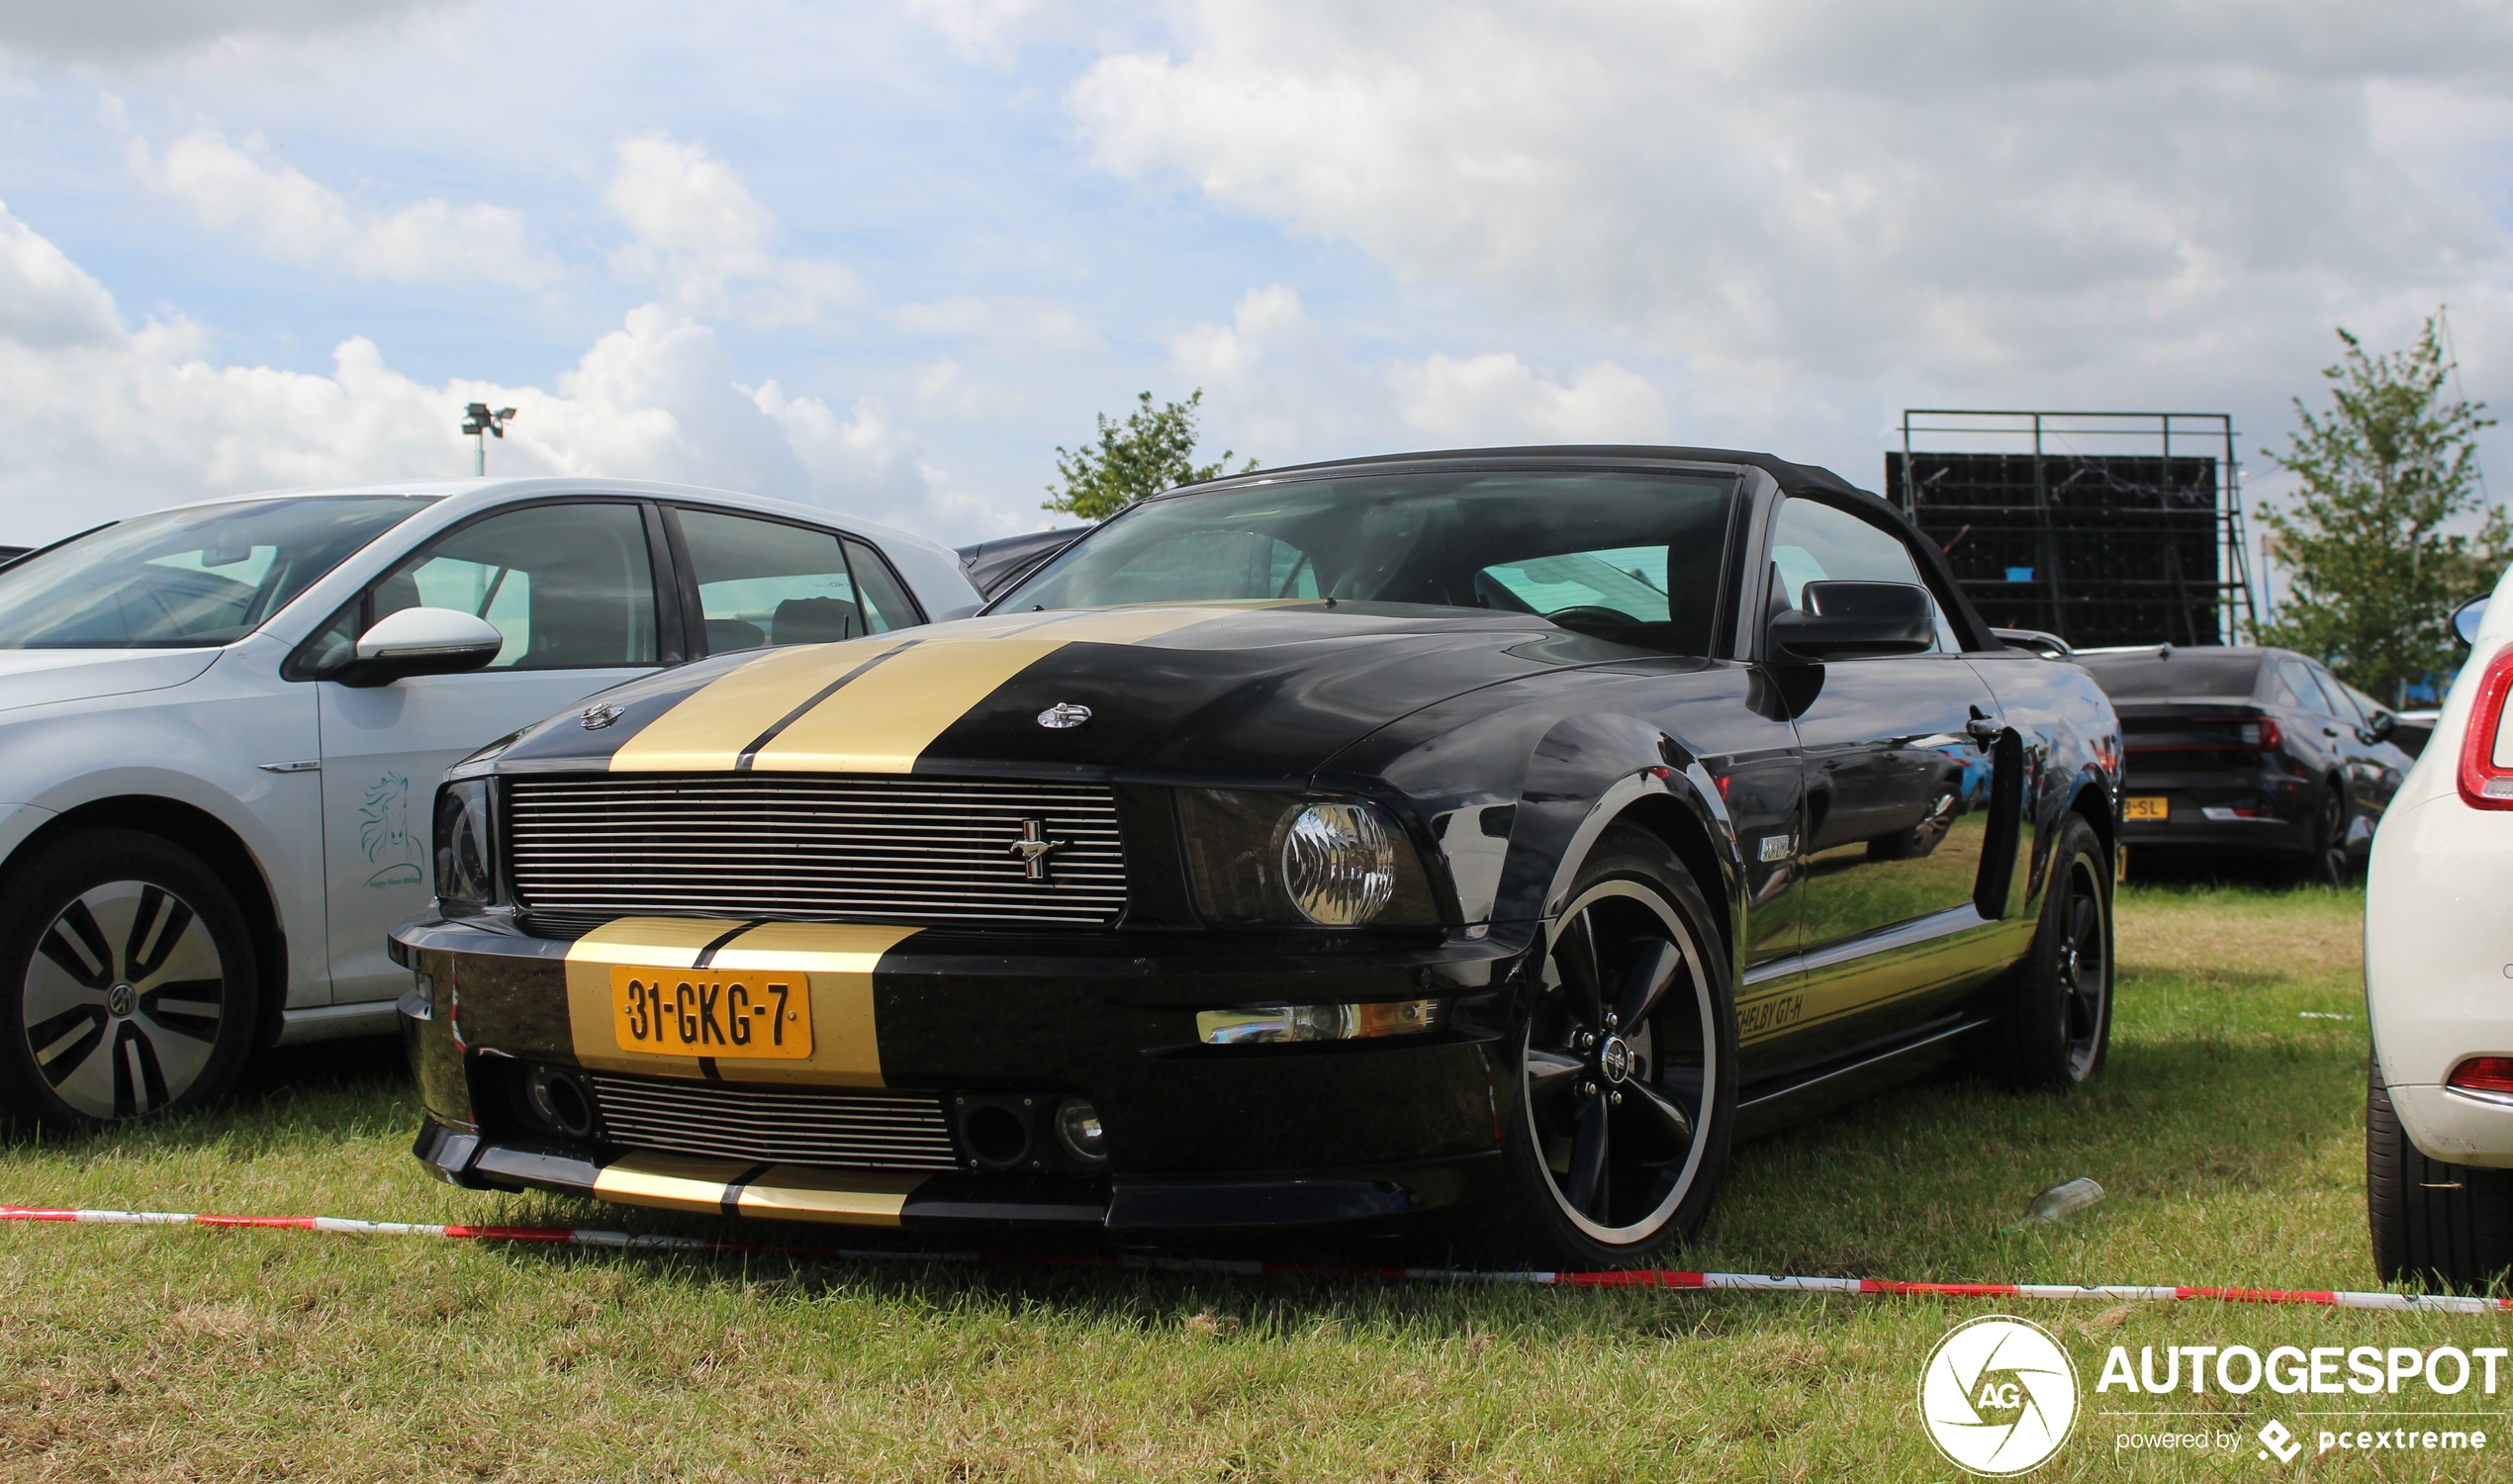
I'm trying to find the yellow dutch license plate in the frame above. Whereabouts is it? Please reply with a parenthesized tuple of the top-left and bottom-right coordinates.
(2124, 795, 2169, 821)
(610, 967, 813, 1059)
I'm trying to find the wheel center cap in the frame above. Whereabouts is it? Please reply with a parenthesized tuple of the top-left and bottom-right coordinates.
(1598, 1035, 1633, 1084)
(105, 983, 136, 1018)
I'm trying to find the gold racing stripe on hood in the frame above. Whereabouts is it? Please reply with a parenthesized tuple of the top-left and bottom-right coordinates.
(750, 603, 1276, 773)
(600, 612, 1048, 774)
(606, 603, 1279, 775)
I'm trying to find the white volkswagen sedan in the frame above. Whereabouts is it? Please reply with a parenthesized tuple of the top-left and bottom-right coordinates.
(2367, 567, 2513, 1287)
(0, 478, 977, 1128)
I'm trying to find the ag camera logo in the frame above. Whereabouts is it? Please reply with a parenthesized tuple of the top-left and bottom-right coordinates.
(1919, 1316, 2081, 1475)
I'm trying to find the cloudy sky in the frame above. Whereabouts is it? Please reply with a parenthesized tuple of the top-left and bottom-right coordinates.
(4, 1, 2512, 568)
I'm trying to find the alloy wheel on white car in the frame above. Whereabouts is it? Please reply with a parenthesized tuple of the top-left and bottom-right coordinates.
(22, 881, 231, 1120)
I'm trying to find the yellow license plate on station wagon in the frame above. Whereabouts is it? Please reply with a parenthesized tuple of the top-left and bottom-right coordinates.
(2124, 795, 2169, 821)
(610, 967, 813, 1059)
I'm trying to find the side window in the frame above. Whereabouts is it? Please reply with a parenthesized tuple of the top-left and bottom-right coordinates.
(1770, 497, 1951, 651)
(679, 510, 862, 655)
(841, 537, 927, 632)
(372, 503, 658, 670)
(2278, 659, 2334, 715)
(2309, 667, 2367, 724)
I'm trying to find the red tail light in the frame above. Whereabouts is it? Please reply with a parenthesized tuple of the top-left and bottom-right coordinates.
(2458, 644, 2513, 810)
(2448, 1057, 2513, 1095)
(2239, 718, 2280, 750)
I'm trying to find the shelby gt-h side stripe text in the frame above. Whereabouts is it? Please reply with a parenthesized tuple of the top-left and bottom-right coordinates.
(605, 604, 1269, 775)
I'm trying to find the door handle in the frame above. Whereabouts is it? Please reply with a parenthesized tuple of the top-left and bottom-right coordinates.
(1965, 707, 2001, 749)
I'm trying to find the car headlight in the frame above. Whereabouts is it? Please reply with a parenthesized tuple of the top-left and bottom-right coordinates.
(1176, 789, 1441, 927)
(432, 779, 496, 909)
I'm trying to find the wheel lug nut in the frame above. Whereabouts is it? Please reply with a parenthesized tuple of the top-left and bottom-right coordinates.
(1609, 1091, 1624, 1107)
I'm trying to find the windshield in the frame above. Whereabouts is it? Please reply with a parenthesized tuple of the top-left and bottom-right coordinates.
(0, 496, 432, 649)
(998, 470, 1740, 654)
(2080, 652, 2264, 698)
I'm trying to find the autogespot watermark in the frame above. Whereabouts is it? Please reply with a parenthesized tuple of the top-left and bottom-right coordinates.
(1918, 1320, 2505, 1475)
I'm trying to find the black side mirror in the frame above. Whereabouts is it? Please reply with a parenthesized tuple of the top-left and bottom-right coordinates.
(1768, 580, 1937, 661)
(2369, 710, 2398, 742)
(2454, 595, 2490, 648)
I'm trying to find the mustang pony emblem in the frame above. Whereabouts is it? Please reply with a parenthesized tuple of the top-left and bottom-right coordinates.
(1009, 819, 1068, 881)
(1035, 701, 1092, 729)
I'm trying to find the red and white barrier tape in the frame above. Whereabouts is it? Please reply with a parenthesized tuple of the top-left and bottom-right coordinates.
(4, 1203, 2503, 1315)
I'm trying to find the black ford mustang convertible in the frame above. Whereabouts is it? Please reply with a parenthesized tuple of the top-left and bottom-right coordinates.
(395, 446, 2122, 1266)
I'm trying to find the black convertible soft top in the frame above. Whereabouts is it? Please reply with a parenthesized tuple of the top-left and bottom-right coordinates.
(1163, 443, 1998, 653)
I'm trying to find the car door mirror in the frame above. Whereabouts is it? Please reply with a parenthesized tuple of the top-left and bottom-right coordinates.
(2455, 594, 2490, 648)
(336, 606, 505, 688)
(2368, 710, 2397, 742)
(1767, 581, 1937, 661)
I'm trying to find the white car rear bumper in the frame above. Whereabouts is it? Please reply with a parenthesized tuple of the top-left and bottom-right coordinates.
(2367, 791, 2513, 1164)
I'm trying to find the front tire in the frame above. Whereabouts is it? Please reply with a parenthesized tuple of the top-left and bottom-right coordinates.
(1981, 812, 2112, 1089)
(2368, 1060, 2513, 1291)
(1463, 826, 1736, 1269)
(0, 830, 260, 1131)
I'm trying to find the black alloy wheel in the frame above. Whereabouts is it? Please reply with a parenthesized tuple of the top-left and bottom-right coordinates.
(1983, 812, 2112, 1089)
(1466, 826, 1735, 1267)
(0, 830, 259, 1130)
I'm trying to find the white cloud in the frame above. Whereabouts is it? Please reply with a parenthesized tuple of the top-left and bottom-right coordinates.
(0, 201, 125, 348)
(133, 129, 555, 287)
(1391, 353, 1666, 444)
(1071, 0, 2513, 422)
(906, 0, 1043, 63)
(0, 202, 1014, 544)
(1162, 283, 1667, 461)
(605, 136, 860, 327)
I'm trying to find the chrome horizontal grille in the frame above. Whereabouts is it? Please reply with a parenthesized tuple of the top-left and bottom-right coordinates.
(585, 1072, 959, 1170)
(505, 775, 1126, 927)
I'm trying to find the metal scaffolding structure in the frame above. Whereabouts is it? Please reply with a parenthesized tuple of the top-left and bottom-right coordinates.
(1891, 409, 2261, 648)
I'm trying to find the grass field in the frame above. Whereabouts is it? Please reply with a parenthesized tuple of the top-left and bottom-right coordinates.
(5, 881, 2507, 1481)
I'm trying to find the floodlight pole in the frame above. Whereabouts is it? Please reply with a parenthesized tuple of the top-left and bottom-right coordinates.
(460, 403, 519, 477)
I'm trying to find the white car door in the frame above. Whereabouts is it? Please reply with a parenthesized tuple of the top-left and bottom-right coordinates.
(307, 499, 670, 1004)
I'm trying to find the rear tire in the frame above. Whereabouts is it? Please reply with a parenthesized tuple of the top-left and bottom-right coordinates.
(2296, 781, 2351, 888)
(1979, 813, 2112, 1089)
(1458, 826, 1736, 1269)
(2368, 1059, 2513, 1291)
(0, 830, 260, 1131)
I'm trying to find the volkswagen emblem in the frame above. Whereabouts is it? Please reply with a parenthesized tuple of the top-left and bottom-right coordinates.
(1036, 701, 1092, 730)
(581, 703, 623, 730)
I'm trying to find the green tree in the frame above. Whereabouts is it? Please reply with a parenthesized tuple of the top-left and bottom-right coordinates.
(1044, 389, 1255, 520)
(2256, 318, 2508, 705)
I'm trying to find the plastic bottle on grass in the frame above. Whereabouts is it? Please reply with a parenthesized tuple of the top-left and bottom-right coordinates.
(2023, 1177, 2104, 1226)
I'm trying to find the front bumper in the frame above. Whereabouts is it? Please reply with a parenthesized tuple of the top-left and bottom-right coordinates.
(394, 911, 1526, 1233)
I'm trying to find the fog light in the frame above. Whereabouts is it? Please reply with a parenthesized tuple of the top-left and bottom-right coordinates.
(522, 1065, 595, 1139)
(1054, 1098, 1107, 1164)
(1279, 803, 1397, 925)
(1196, 998, 1446, 1045)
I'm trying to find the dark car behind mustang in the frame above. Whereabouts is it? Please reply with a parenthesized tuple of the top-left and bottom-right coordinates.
(395, 445, 2124, 1267)
(2076, 644, 2410, 885)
